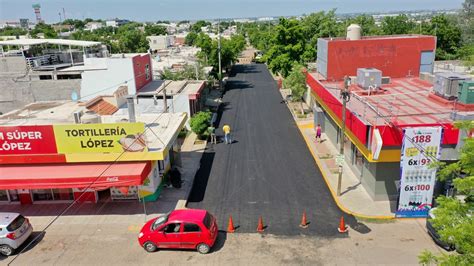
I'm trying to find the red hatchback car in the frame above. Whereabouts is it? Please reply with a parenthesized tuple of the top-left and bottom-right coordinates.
(138, 209, 218, 254)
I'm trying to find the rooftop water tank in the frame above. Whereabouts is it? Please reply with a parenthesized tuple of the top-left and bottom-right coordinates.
(347, 24, 362, 40)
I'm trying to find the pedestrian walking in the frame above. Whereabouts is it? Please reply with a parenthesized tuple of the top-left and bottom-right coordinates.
(315, 124, 322, 143)
(223, 124, 232, 144)
(208, 125, 217, 144)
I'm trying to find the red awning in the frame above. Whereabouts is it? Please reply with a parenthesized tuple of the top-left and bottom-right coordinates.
(0, 162, 152, 190)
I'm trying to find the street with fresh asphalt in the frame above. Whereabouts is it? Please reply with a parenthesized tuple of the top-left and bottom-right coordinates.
(188, 63, 351, 236)
(2, 64, 442, 265)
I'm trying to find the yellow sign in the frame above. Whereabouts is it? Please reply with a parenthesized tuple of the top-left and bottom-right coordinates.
(53, 123, 147, 154)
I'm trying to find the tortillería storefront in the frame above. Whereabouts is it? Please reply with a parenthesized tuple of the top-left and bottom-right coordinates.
(0, 116, 186, 204)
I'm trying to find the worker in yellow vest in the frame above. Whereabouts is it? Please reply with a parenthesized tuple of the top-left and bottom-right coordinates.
(223, 124, 232, 144)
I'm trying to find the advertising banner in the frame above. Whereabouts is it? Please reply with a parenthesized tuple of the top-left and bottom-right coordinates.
(396, 127, 443, 218)
(53, 123, 147, 154)
(0, 126, 57, 154)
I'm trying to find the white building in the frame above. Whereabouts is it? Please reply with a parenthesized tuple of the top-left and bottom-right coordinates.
(105, 19, 129, 28)
(147, 35, 175, 51)
(85, 22, 104, 31)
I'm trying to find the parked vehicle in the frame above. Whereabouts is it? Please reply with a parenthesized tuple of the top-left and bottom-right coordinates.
(138, 209, 218, 254)
(0, 213, 33, 256)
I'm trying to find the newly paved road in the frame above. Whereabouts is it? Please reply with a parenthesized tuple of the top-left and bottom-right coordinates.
(188, 64, 350, 236)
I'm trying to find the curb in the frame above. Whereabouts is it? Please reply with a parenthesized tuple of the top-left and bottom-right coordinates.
(297, 124, 395, 220)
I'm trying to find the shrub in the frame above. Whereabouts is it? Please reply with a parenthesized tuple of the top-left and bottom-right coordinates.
(189, 111, 212, 139)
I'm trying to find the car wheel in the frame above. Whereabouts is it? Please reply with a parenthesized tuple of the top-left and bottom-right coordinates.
(143, 241, 158, 253)
(196, 243, 210, 254)
(0, 245, 14, 256)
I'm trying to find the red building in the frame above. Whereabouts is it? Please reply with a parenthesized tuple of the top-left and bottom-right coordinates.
(316, 35, 436, 81)
(308, 34, 473, 202)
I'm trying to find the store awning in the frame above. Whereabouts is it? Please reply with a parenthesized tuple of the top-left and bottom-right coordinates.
(0, 162, 151, 190)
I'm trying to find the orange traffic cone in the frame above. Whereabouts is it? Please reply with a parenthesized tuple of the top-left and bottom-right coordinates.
(257, 216, 265, 233)
(338, 216, 348, 233)
(227, 215, 235, 233)
(299, 211, 309, 228)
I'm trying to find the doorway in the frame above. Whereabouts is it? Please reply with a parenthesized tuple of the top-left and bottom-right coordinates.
(97, 189, 111, 202)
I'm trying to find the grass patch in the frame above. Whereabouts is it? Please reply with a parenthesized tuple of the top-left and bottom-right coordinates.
(356, 216, 396, 224)
(319, 153, 333, 159)
(194, 139, 206, 145)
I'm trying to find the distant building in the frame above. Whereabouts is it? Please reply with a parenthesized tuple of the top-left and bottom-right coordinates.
(105, 19, 129, 27)
(85, 21, 104, 31)
(147, 35, 175, 51)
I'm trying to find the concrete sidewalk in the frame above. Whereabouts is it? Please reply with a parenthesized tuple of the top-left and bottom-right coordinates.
(297, 122, 396, 218)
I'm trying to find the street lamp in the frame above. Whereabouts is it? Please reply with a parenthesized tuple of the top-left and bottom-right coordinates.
(337, 76, 351, 196)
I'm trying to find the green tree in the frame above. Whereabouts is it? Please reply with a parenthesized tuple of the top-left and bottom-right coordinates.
(62, 19, 86, 30)
(265, 18, 315, 77)
(457, 44, 474, 71)
(460, 0, 474, 44)
(283, 64, 307, 114)
(422, 15, 462, 60)
(185, 32, 198, 46)
(419, 122, 474, 265)
(118, 30, 149, 53)
(144, 24, 167, 36)
(381, 14, 416, 35)
(302, 10, 343, 47)
(31, 23, 57, 38)
(190, 111, 212, 139)
(191, 20, 210, 33)
(344, 15, 381, 36)
(0, 26, 27, 36)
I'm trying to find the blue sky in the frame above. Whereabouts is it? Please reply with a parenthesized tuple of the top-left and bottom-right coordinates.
(0, 0, 464, 22)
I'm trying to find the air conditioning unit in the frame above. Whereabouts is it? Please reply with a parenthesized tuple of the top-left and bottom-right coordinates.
(434, 72, 472, 100)
(357, 68, 382, 90)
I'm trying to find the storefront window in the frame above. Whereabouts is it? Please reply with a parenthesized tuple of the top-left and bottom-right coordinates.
(0, 190, 8, 201)
(53, 189, 74, 200)
(8, 190, 19, 202)
(32, 189, 73, 201)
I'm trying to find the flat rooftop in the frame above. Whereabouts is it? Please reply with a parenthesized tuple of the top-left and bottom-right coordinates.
(312, 73, 473, 126)
(101, 113, 186, 152)
(0, 101, 186, 153)
(0, 101, 83, 125)
(321, 34, 432, 42)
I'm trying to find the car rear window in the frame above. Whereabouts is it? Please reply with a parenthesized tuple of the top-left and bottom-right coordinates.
(7, 215, 25, 232)
(202, 212, 212, 229)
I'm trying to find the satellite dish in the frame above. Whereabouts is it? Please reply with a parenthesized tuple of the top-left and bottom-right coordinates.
(71, 91, 78, 102)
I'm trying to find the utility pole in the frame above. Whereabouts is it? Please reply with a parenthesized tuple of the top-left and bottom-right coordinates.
(217, 20, 222, 90)
(163, 87, 168, 113)
(337, 76, 351, 196)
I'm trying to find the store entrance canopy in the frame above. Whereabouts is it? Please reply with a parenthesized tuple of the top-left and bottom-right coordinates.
(0, 162, 151, 190)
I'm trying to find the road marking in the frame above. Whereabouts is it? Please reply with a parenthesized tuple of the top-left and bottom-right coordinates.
(247, 201, 257, 204)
